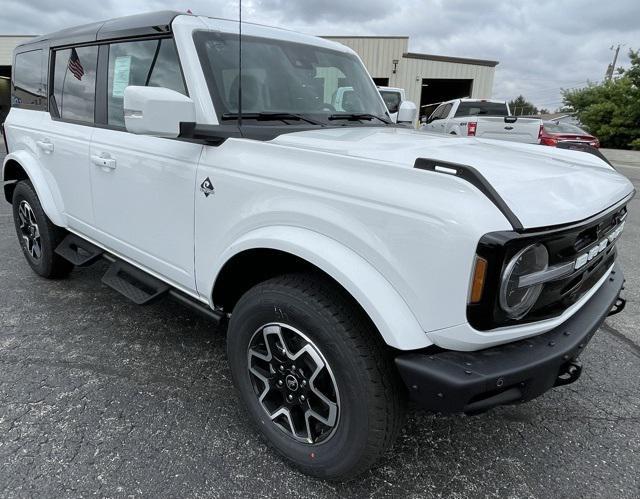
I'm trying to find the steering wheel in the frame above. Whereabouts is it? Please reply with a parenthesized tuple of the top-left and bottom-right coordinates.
(343, 94, 364, 113)
(320, 103, 336, 112)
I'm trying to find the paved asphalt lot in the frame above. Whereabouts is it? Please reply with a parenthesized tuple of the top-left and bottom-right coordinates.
(0, 146, 639, 498)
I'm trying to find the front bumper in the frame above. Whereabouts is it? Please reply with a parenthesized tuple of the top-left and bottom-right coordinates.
(395, 264, 625, 415)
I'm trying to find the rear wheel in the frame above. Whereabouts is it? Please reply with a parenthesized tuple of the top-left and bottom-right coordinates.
(12, 180, 73, 278)
(226, 273, 405, 480)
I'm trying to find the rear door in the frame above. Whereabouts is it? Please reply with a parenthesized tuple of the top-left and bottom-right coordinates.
(88, 37, 202, 292)
(43, 46, 99, 228)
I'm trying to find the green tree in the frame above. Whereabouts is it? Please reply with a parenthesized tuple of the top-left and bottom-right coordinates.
(508, 95, 538, 115)
(562, 49, 640, 149)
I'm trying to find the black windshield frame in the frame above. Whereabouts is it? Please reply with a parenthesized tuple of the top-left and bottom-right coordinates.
(193, 30, 390, 126)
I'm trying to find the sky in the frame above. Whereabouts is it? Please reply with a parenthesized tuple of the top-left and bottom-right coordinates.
(1, 0, 638, 111)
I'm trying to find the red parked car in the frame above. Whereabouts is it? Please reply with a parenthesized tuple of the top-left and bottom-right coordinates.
(540, 121, 600, 148)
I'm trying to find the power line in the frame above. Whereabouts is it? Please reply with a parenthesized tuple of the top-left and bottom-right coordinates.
(501, 76, 600, 83)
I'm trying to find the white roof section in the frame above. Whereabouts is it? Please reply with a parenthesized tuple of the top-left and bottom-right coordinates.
(190, 15, 355, 54)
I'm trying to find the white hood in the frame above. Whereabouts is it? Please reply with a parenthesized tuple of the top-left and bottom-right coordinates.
(272, 127, 635, 229)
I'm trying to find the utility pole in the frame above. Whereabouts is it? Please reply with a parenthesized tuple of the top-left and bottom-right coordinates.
(605, 44, 621, 81)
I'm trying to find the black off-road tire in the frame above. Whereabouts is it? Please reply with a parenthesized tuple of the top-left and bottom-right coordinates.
(12, 180, 74, 278)
(226, 272, 406, 480)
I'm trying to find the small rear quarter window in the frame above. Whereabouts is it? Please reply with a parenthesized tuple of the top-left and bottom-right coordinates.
(12, 49, 46, 110)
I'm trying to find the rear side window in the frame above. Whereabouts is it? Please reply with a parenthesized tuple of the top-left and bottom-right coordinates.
(52, 46, 99, 123)
(106, 38, 186, 127)
(12, 49, 46, 110)
(380, 90, 401, 114)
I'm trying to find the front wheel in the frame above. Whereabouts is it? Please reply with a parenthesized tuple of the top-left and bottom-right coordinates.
(226, 273, 405, 480)
(12, 180, 73, 278)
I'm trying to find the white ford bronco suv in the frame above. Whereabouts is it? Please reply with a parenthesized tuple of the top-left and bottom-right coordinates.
(2, 11, 635, 480)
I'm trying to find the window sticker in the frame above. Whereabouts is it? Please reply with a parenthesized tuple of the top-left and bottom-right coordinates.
(112, 56, 132, 97)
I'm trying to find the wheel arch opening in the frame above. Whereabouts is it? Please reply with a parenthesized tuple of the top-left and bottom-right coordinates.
(3, 159, 29, 203)
(212, 248, 375, 330)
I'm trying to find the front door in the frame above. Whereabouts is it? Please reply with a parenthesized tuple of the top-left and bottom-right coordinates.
(87, 38, 202, 292)
(89, 130, 202, 291)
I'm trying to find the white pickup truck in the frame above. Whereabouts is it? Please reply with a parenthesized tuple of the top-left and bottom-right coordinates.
(335, 85, 415, 124)
(421, 98, 543, 144)
(2, 10, 634, 481)
(377, 86, 405, 123)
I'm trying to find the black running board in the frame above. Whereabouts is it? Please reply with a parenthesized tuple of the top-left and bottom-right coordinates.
(99, 257, 224, 322)
(55, 233, 225, 322)
(55, 234, 104, 266)
(102, 260, 170, 305)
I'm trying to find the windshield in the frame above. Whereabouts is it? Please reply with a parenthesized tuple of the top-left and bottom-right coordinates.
(543, 121, 588, 134)
(454, 101, 508, 117)
(193, 31, 389, 124)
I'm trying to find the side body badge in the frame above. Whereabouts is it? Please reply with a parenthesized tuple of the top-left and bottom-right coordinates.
(200, 177, 215, 197)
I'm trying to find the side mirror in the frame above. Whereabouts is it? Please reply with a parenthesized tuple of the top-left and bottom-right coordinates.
(397, 100, 417, 124)
(124, 86, 195, 138)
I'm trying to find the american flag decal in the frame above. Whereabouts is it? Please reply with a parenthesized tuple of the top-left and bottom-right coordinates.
(68, 48, 85, 80)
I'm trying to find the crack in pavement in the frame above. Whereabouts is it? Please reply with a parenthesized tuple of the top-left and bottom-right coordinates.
(601, 321, 640, 359)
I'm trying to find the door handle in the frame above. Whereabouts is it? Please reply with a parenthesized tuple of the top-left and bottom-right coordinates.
(36, 139, 54, 153)
(91, 154, 117, 171)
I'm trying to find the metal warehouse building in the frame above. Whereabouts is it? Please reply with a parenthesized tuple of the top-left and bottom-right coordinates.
(323, 36, 498, 116)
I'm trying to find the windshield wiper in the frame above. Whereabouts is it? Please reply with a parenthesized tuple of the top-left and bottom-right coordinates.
(327, 113, 392, 124)
(221, 112, 326, 126)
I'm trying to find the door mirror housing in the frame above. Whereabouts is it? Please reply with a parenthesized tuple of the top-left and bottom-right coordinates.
(124, 86, 195, 138)
(397, 100, 417, 125)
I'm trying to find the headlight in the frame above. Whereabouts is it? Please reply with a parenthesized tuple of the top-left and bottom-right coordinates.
(499, 243, 549, 319)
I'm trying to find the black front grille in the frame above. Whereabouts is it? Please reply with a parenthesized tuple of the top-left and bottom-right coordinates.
(468, 203, 627, 331)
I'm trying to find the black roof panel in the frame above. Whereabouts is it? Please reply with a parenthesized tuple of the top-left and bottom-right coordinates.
(15, 10, 184, 50)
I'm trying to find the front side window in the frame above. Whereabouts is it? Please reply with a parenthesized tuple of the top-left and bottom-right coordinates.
(107, 38, 186, 127)
(12, 49, 45, 110)
(194, 31, 389, 124)
(53, 46, 98, 123)
(380, 90, 401, 114)
(429, 104, 445, 122)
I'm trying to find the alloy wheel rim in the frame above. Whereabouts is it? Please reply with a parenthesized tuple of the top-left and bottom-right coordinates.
(18, 201, 42, 261)
(247, 323, 340, 444)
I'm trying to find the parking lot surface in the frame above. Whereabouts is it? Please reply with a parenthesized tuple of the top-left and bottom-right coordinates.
(0, 148, 639, 498)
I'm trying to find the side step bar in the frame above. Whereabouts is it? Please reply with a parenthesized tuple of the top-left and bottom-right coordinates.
(101, 259, 169, 305)
(55, 233, 104, 266)
(55, 235, 224, 323)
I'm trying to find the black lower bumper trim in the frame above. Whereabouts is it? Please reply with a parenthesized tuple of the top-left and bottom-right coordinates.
(395, 265, 624, 414)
